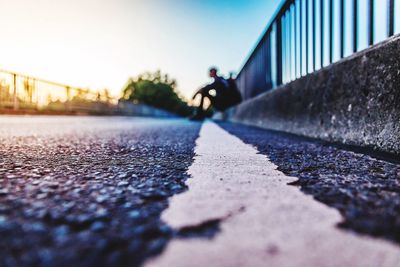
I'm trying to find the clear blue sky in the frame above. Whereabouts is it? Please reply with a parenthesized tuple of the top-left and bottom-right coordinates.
(0, 0, 282, 99)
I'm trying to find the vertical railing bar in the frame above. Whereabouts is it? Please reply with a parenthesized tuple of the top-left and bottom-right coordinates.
(282, 15, 286, 84)
(282, 16, 284, 84)
(28, 77, 30, 103)
(66, 86, 71, 111)
(368, 0, 374, 45)
(24, 77, 27, 103)
(286, 13, 290, 82)
(13, 73, 18, 110)
(267, 31, 272, 88)
(329, 0, 333, 63)
(320, 0, 324, 67)
(288, 11, 291, 81)
(353, 0, 358, 53)
(388, 0, 394, 37)
(281, 14, 286, 84)
(294, 1, 298, 78)
(340, 0, 344, 58)
(288, 10, 292, 81)
(31, 78, 35, 104)
(300, 0, 303, 76)
(294, 4, 297, 78)
(288, 9, 293, 81)
(306, 0, 309, 73)
(312, 0, 316, 71)
(35, 79, 39, 107)
(291, 7, 294, 80)
(285, 11, 292, 82)
(276, 18, 283, 86)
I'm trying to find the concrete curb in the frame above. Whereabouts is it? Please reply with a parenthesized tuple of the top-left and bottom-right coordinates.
(218, 34, 400, 156)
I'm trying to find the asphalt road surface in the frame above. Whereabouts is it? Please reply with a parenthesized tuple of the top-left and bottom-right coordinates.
(0, 116, 201, 267)
(0, 116, 399, 267)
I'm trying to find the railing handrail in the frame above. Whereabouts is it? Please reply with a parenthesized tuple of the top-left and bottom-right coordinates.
(237, 0, 291, 76)
(0, 68, 93, 93)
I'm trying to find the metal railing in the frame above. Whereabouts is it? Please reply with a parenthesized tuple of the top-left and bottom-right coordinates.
(0, 69, 116, 113)
(237, 0, 399, 100)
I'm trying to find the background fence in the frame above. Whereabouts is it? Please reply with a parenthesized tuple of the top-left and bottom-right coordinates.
(237, 0, 400, 100)
(0, 69, 179, 117)
(0, 69, 116, 114)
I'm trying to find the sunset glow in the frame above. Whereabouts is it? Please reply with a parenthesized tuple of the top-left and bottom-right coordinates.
(0, 0, 280, 99)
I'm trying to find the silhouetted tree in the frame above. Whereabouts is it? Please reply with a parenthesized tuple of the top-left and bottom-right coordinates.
(122, 70, 193, 116)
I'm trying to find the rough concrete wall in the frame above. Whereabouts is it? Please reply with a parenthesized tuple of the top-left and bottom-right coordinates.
(223, 35, 400, 155)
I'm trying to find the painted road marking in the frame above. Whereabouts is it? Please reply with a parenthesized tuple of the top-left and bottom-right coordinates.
(146, 121, 400, 267)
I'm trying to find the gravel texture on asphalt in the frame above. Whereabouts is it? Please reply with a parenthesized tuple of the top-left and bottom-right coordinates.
(218, 122, 400, 245)
(0, 116, 201, 267)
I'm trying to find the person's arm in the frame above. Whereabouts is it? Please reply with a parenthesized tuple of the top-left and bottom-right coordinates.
(192, 89, 201, 100)
(200, 82, 216, 92)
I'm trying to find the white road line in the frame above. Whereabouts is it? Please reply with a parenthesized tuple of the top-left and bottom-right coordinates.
(146, 121, 400, 267)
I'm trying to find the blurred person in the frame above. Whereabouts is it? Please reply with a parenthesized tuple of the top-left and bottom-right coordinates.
(190, 67, 242, 121)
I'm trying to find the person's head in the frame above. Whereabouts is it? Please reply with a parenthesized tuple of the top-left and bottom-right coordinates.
(209, 67, 218, 78)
